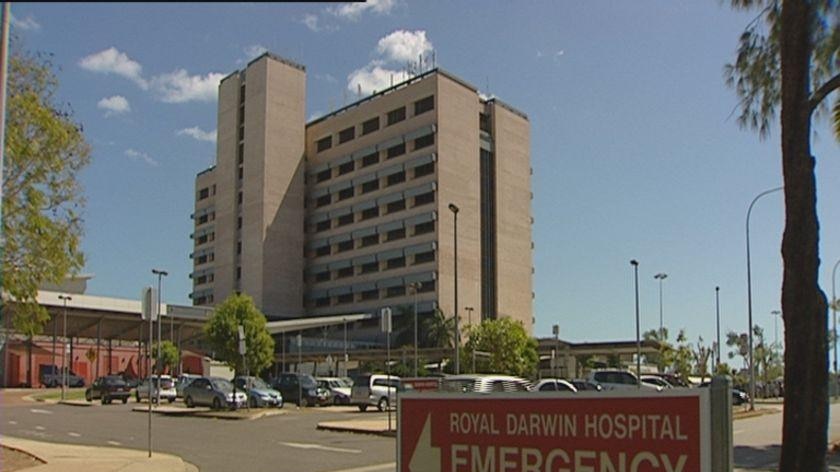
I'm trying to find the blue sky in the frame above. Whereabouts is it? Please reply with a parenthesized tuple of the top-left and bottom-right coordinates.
(10, 2, 839, 355)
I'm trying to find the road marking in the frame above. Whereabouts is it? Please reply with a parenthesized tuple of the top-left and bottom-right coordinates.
(107, 440, 122, 446)
(29, 409, 52, 414)
(322, 463, 396, 472)
(68, 432, 81, 437)
(35, 426, 45, 431)
(8, 421, 17, 425)
(279, 442, 362, 454)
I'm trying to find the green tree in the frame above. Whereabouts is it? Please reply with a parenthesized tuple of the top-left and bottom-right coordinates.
(464, 318, 538, 378)
(152, 340, 180, 373)
(691, 337, 713, 382)
(204, 293, 275, 375)
(669, 330, 694, 380)
(422, 308, 455, 349)
(643, 328, 673, 372)
(725, 1, 838, 467)
(2, 48, 90, 336)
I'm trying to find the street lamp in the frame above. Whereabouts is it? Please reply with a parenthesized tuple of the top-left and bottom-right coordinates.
(715, 287, 721, 367)
(630, 260, 640, 387)
(407, 282, 422, 377)
(465, 307, 474, 372)
(58, 294, 72, 401)
(832, 259, 839, 378)
(745, 186, 783, 411)
(448, 203, 460, 375)
(654, 273, 667, 339)
(152, 269, 168, 406)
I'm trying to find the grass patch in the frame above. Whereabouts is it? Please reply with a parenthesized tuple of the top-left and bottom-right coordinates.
(31, 388, 87, 402)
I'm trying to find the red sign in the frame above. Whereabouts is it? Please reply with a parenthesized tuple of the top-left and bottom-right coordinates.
(398, 391, 710, 472)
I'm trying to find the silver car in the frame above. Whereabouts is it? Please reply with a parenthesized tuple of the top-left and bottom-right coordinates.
(183, 376, 247, 410)
(135, 375, 177, 403)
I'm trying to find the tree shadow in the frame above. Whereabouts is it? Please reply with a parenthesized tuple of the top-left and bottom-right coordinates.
(735, 445, 840, 471)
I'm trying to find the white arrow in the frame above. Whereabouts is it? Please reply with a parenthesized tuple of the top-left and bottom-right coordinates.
(409, 414, 440, 472)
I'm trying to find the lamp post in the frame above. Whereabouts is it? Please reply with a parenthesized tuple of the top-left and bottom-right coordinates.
(552, 324, 560, 378)
(58, 295, 72, 401)
(654, 273, 667, 339)
(630, 260, 640, 387)
(408, 282, 422, 377)
(832, 259, 839, 376)
(770, 310, 782, 350)
(152, 269, 168, 406)
(746, 186, 783, 411)
(448, 203, 460, 375)
(715, 287, 721, 367)
(465, 307, 474, 372)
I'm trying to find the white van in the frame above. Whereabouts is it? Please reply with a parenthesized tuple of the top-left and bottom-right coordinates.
(587, 370, 661, 391)
(350, 374, 400, 412)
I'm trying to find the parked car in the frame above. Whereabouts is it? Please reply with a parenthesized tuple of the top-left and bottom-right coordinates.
(532, 378, 578, 393)
(351, 373, 401, 412)
(39, 364, 84, 388)
(698, 381, 751, 405)
(570, 379, 603, 392)
(439, 374, 532, 394)
(317, 377, 353, 405)
(273, 373, 330, 407)
(85, 376, 132, 404)
(233, 376, 283, 408)
(587, 370, 661, 391)
(175, 374, 201, 398)
(649, 372, 691, 388)
(183, 376, 247, 410)
(135, 375, 177, 403)
(640, 375, 674, 389)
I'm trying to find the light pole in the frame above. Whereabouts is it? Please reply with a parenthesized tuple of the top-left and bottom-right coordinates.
(832, 259, 839, 377)
(408, 282, 422, 377)
(465, 306, 474, 372)
(715, 287, 721, 367)
(552, 324, 560, 378)
(58, 295, 72, 401)
(654, 273, 667, 339)
(631, 260, 640, 387)
(152, 269, 168, 406)
(746, 186, 782, 411)
(770, 310, 781, 350)
(448, 203, 460, 375)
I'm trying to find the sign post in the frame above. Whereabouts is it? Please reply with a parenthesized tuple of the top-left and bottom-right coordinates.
(238, 325, 246, 411)
(381, 307, 393, 431)
(140, 286, 157, 458)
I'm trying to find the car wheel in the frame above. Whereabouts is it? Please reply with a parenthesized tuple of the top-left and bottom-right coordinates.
(212, 397, 222, 410)
(101, 396, 108, 405)
(122, 397, 128, 404)
(85, 391, 92, 402)
(249, 397, 258, 408)
(277, 400, 284, 409)
(168, 397, 175, 404)
(358, 404, 368, 412)
(185, 396, 194, 408)
(136, 392, 141, 403)
(377, 397, 389, 412)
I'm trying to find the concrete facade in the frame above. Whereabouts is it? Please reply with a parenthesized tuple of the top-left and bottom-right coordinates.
(191, 53, 533, 336)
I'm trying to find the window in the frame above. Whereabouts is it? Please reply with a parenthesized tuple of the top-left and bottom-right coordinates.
(337, 293, 353, 304)
(362, 180, 380, 194)
(236, 266, 242, 280)
(414, 134, 434, 150)
(238, 166, 244, 180)
(386, 286, 406, 298)
(238, 191, 243, 204)
(315, 271, 330, 282)
(414, 162, 435, 178)
(316, 194, 331, 208)
(197, 255, 208, 265)
(315, 297, 330, 307)
(387, 143, 406, 159)
(238, 144, 244, 164)
(362, 152, 379, 167)
(316, 220, 331, 232)
(387, 106, 406, 126)
(237, 216, 242, 229)
(386, 228, 406, 241)
(337, 240, 353, 252)
(386, 256, 406, 270)
(337, 213, 354, 226)
(316, 246, 330, 257)
(414, 250, 435, 265)
(386, 199, 406, 214)
(479, 112, 491, 133)
(362, 117, 380, 135)
(236, 241, 241, 255)
(339, 161, 355, 175)
(414, 95, 434, 115)
(317, 136, 332, 152)
(361, 206, 379, 220)
(414, 221, 435, 235)
(414, 191, 435, 206)
(360, 289, 379, 301)
(337, 266, 353, 278)
(338, 187, 354, 201)
(198, 188, 209, 200)
(360, 262, 378, 274)
(197, 214, 209, 225)
(339, 126, 355, 144)
(387, 171, 406, 187)
(317, 169, 331, 183)
(238, 124, 244, 142)
(419, 280, 435, 292)
(196, 275, 207, 285)
(361, 234, 379, 247)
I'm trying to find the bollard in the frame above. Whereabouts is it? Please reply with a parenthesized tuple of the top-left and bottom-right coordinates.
(710, 375, 733, 471)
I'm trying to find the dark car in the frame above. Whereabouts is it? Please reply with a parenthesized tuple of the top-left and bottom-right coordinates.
(570, 379, 602, 392)
(85, 376, 132, 404)
(273, 373, 329, 407)
(698, 381, 751, 405)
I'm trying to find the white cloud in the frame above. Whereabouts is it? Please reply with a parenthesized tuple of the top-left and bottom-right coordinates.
(177, 126, 217, 143)
(11, 14, 41, 31)
(347, 63, 410, 96)
(79, 47, 148, 89)
(302, 13, 321, 32)
(97, 95, 130, 116)
(376, 30, 433, 63)
(244, 44, 268, 61)
(150, 69, 225, 103)
(328, 0, 396, 21)
(125, 148, 158, 167)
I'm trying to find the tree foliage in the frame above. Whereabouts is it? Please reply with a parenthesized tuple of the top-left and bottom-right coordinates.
(2, 47, 90, 336)
(464, 318, 538, 378)
(204, 293, 275, 375)
(152, 340, 180, 373)
(422, 308, 455, 349)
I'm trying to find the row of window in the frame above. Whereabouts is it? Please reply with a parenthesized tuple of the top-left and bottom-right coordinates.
(197, 184, 216, 201)
(195, 210, 215, 226)
(195, 231, 215, 246)
(309, 280, 436, 308)
(194, 251, 215, 266)
(194, 273, 215, 286)
(313, 133, 435, 185)
(316, 95, 435, 153)
(310, 217, 435, 258)
(310, 249, 435, 284)
(194, 294, 215, 305)
(311, 189, 435, 234)
(314, 163, 434, 209)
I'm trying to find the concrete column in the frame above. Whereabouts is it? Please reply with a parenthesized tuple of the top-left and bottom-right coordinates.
(710, 375, 733, 471)
(108, 339, 113, 374)
(95, 320, 101, 379)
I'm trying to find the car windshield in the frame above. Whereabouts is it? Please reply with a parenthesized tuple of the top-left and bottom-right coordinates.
(249, 378, 269, 389)
(299, 375, 317, 389)
(104, 376, 126, 386)
(211, 379, 233, 392)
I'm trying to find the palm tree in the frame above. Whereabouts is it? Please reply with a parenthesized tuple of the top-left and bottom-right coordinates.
(423, 308, 454, 349)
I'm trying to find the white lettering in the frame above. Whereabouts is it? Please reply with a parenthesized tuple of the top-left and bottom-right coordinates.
(600, 452, 627, 472)
(546, 449, 571, 472)
(575, 450, 596, 472)
(660, 454, 687, 472)
(451, 413, 460, 433)
(521, 448, 542, 472)
(452, 444, 468, 471)
(471, 445, 494, 472)
(630, 452, 659, 472)
(598, 415, 614, 439)
(661, 416, 674, 440)
(500, 447, 517, 472)
(676, 416, 688, 440)
(585, 414, 598, 438)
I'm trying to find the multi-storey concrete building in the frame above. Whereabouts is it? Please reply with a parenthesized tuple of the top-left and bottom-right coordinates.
(190, 52, 533, 337)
